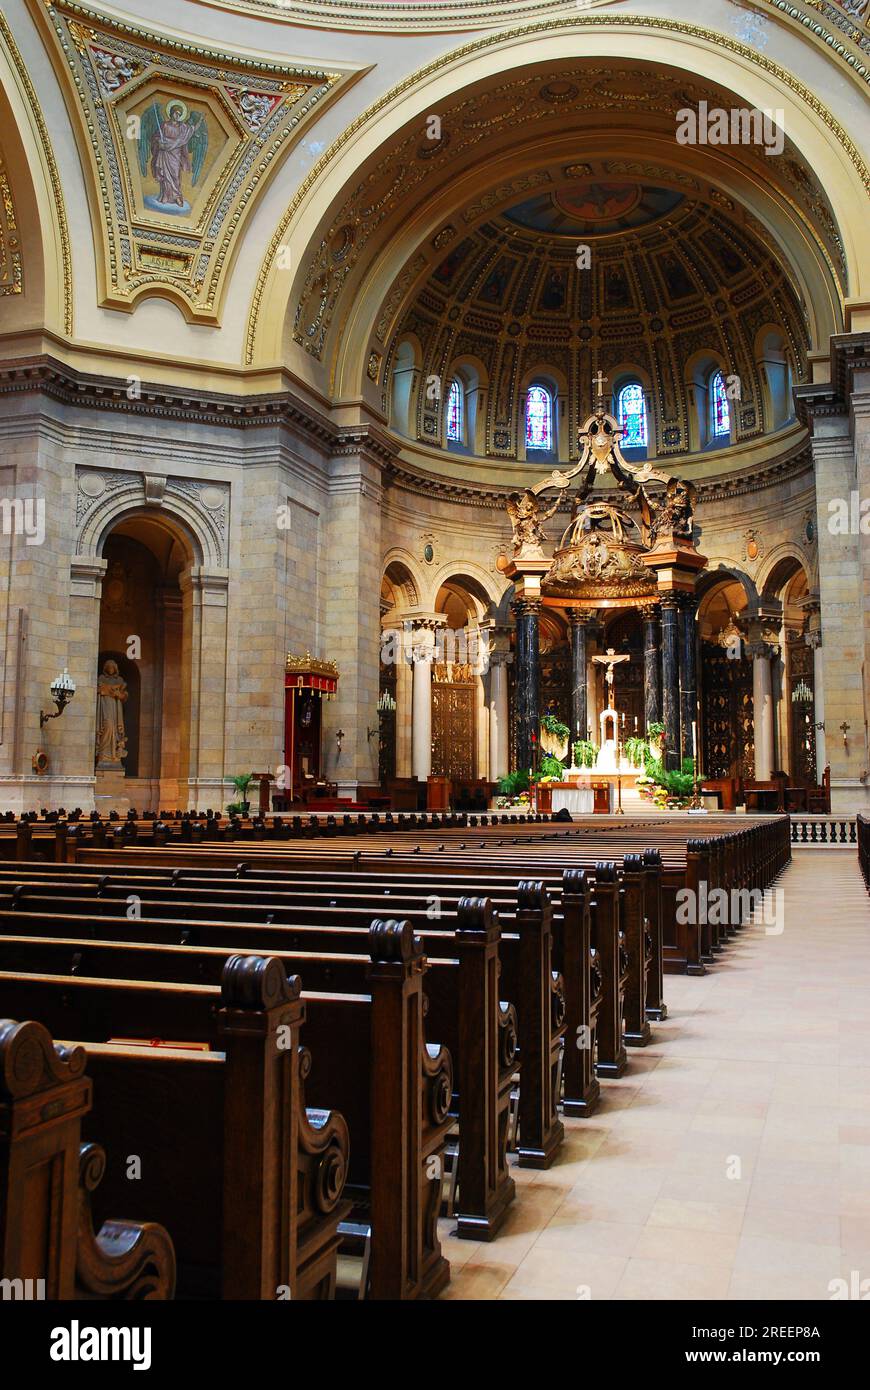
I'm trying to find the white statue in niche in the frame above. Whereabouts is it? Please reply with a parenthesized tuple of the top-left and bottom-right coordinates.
(95, 659, 129, 770)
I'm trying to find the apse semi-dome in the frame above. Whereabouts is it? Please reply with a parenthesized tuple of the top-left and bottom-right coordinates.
(386, 169, 810, 466)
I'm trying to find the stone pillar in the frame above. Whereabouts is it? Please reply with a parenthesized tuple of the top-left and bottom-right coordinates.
(641, 603, 661, 732)
(411, 633, 434, 783)
(567, 609, 589, 746)
(659, 595, 681, 770)
(481, 624, 511, 782)
(797, 366, 870, 812)
(678, 594, 698, 764)
(322, 436, 387, 796)
(178, 565, 230, 810)
(749, 642, 776, 781)
(807, 631, 826, 775)
(513, 598, 541, 773)
(402, 617, 444, 783)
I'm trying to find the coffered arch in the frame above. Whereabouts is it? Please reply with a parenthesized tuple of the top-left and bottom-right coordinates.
(248, 14, 870, 398)
(0, 16, 72, 337)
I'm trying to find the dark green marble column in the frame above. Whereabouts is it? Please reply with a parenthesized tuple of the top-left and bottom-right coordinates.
(513, 598, 541, 772)
(642, 603, 661, 733)
(568, 609, 588, 748)
(678, 593, 699, 766)
(659, 594, 681, 771)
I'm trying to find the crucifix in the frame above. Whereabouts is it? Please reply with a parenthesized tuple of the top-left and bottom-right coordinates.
(592, 646, 630, 699)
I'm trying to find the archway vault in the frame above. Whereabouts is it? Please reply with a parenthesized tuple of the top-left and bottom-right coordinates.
(247, 14, 870, 395)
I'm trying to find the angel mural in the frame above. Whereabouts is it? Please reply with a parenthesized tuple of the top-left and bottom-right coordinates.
(138, 100, 208, 214)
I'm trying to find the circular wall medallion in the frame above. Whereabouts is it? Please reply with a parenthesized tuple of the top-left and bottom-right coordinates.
(200, 486, 225, 511)
(79, 473, 107, 499)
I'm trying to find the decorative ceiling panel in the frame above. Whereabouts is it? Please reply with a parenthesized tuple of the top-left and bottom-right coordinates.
(31, 0, 361, 321)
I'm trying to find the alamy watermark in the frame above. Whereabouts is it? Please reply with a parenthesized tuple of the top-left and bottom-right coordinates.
(0, 496, 45, 546)
(676, 883, 784, 935)
(676, 101, 785, 157)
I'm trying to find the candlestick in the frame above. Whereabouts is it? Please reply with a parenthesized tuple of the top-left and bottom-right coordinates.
(634, 716, 638, 732)
(691, 719, 697, 757)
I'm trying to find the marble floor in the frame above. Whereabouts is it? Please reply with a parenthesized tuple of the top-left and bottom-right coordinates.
(438, 849, 870, 1301)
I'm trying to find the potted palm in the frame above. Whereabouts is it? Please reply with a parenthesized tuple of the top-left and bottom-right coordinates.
(226, 772, 254, 816)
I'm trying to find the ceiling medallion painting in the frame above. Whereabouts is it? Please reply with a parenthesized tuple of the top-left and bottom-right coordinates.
(505, 182, 685, 237)
(30, 0, 355, 321)
(190, 0, 623, 33)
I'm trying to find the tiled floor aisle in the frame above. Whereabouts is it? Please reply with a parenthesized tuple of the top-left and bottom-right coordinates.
(438, 850, 870, 1300)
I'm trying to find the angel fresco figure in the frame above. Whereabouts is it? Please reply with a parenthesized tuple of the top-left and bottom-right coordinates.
(138, 100, 208, 214)
(506, 488, 565, 559)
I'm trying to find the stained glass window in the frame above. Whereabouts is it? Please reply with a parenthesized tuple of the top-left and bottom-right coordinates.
(525, 385, 553, 451)
(617, 382, 648, 448)
(446, 379, 463, 443)
(711, 371, 731, 438)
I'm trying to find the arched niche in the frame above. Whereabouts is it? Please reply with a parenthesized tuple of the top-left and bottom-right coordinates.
(94, 515, 193, 812)
(389, 334, 422, 438)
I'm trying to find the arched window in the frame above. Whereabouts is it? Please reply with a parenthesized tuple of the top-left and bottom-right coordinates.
(525, 384, 553, 451)
(710, 371, 731, 438)
(617, 382, 648, 449)
(446, 378, 463, 443)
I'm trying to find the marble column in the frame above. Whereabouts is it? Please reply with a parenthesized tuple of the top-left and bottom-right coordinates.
(641, 603, 661, 733)
(513, 598, 541, 772)
(749, 642, 776, 781)
(488, 654, 510, 781)
(659, 595, 681, 771)
(410, 622, 437, 782)
(568, 609, 588, 746)
(807, 631, 826, 775)
(678, 593, 698, 765)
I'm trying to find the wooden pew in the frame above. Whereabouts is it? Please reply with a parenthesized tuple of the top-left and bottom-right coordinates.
(0, 928, 451, 1300)
(0, 1016, 175, 1300)
(0, 877, 566, 1174)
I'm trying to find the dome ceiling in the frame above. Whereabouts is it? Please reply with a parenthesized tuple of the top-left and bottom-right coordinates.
(291, 56, 847, 398)
(387, 162, 811, 463)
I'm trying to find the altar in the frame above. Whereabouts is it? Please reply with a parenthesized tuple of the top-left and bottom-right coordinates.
(549, 770, 641, 815)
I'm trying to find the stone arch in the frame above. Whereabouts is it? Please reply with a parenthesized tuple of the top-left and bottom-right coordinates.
(71, 491, 230, 813)
(382, 552, 424, 612)
(76, 474, 227, 570)
(425, 561, 504, 617)
(757, 546, 812, 604)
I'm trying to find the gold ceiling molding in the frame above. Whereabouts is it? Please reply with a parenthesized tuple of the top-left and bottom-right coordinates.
(0, 13, 73, 334)
(191, 0, 616, 33)
(0, 158, 23, 300)
(28, 0, 363, 323)
(755, 2, 870, 87)
(245, 11, 870, 367)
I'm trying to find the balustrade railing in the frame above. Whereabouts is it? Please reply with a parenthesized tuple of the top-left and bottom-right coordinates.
(790, 815, 857, 845)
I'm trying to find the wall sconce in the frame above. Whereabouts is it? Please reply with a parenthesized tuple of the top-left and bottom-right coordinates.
(814, 721, 826, 732)
(335, 729, 345, 759)
(366, 726, 378, 742)
(840, 720, 851, 752)
(40, 669, 76, 728)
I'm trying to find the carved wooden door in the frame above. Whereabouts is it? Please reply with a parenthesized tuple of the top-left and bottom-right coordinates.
(431, 681, 476, 780)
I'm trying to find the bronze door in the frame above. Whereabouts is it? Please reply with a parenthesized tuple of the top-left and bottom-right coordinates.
(431, 682, 476, 780)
